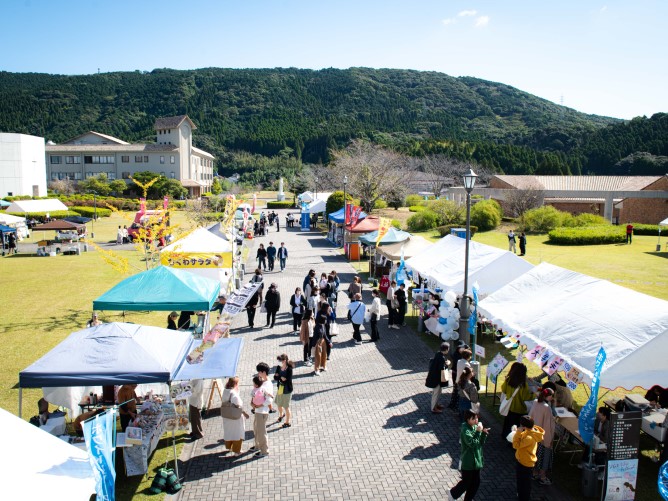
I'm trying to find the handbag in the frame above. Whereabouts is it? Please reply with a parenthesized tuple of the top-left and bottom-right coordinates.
(463, 387, 480, 414)
(391, 298, 399, 309)
(220, 393, 243, 420)
(260, 301, 267, 313)
(330, 322, 339, 336)
(499, 386, 520, 417)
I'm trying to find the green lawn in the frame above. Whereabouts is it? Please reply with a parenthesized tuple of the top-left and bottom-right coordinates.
(1, 210, 197, 500)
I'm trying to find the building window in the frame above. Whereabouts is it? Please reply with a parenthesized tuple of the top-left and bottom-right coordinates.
(122, 155, 129, 163)
(160, 171, 165, 177)
(144, 155, 149, 163)
(170, 155, 175, 164)
(122, 172, 131, 179)
(84, 155, 114, 164)
(135, 156, 143, 163)
(50, 156, 62, 164)
(170, 171, 175, 179)
(65, 156, 80, 164)
(74, 172, 82, 180)
(85, 172, 94, 178)
(51, 172, 57, 180)
(160, 156, 165, 164)
(108, 172, 116, 180)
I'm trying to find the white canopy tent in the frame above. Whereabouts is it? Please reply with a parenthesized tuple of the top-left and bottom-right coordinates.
(305, 198, 327, 214)
(6, 199, 68, 214)
(1, 408, 95, 499)
(0, 212, 29, 238)
(405, 235, 534, 297)
(377, 235, 433, 262)
(479, 263, 668, 390)
(299, 191, 333, 204)
(161, 227, 235, 290)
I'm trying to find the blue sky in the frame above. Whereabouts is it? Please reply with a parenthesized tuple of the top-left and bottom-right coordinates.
(1, 0, 666, 119)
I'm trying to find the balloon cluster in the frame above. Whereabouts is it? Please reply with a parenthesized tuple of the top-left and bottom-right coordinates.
(431, 290, 460, 341)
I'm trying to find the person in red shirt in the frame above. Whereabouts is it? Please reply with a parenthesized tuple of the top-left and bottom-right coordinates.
(626, 223, 634, 244)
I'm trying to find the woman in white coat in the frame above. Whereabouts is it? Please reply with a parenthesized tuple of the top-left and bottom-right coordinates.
(221, 376, 249, 457)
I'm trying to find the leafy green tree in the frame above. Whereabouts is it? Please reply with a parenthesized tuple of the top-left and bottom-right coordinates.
(211, 178, 223, 195)
(519, 205, 564, 233)
(109, 179, 127, 195)
(325, 191, 353, 216)
(430, 199, 465, 226)
(77, 174, 112, 196)
(470, 199, 502, 231)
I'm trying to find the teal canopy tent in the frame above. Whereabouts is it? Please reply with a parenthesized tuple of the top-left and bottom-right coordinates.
(358, 227, 411, 246)
(93, 266, 220, 311)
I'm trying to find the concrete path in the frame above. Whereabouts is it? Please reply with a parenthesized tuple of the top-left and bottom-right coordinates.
(176, 209, 570, 501)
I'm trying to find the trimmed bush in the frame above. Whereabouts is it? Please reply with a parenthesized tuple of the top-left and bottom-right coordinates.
(436, 225, 478, 237)
(574, 213, 610, 226)
(404, 194, 424, 207)
(266, 201, 294, 209)
(70, 206, 112, 218)
(391, 219, 402, 229)
(631, 224, 660, 236)
(408, 205, 426, 212)
(520, 205, 564, 233)
(8, 210, 78, 220)
(548, 226, 625, 245)
(325, 191, 353, 215)
(373, 199, 388, 209)
(407, 210, 439, 232)
(470, 199, 502, 231)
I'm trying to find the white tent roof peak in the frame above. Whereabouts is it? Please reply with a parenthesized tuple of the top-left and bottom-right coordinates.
(6, 199, 68, 214)
(162, 227, 232, 253)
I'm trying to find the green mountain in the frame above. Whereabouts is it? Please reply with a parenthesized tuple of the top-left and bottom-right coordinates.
(0, 67, 666, 176)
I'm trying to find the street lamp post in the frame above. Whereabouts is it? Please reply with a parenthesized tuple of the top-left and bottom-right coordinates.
(314, 176, 318, 202)
(343, 175, 348, 249)
(458, 169, 478, 352)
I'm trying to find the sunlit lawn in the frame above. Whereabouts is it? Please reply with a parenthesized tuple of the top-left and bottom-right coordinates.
(0, 210, 197, 500)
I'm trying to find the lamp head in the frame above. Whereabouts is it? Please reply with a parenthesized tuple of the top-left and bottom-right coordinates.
(463, 169, 478, 193)
(344, 175, 348, 185)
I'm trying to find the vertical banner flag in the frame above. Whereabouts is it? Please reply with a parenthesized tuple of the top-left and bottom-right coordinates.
(376, 217, 392, 246)
(163, 196, 169, 210)
(139, 197, 146, 214)
(579, 346, 607, 447)
(469, 283, 479, 335)
(345, 203, 353, 226)
(83, 408, 117, 501)
(349, 206, 362, 228)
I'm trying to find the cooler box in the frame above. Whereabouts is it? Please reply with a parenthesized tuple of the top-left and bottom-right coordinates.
(450, 228, 467, 239)
(624, 394, 650, 412)
(642, 411, 667, 442)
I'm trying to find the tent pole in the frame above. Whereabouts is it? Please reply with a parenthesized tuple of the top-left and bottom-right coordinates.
(172, 429, 179, 478)
(18, 387, 23, 418)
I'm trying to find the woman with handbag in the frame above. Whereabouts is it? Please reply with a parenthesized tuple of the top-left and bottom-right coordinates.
(221, 377, 249, 457)
(458, 367, 480, 422)
(299, 310, 315, 366)
(347, 293, 366, 344)
(311, 317, 331, 375)
(501, 362, 535, 440)
(273, 354, 295, 428)
(316, 301, 335, 360)
(290, 287, 307, 332)
(425, 342, 451, 413)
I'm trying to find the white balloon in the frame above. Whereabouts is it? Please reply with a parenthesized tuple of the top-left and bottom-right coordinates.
(452, 321, 460, 330)
(450, 331, 460, 341)
(452, 310, 461, 321)
(445, 291, 457, 303)
(439, 306, 449, 317)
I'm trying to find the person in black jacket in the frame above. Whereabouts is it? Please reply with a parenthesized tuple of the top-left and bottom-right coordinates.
(311, 317, 331, 375)
(246, 289, 261, 328)
(395, 283, 407, 326)
(425, 342, 451, 413)
(274, 353, 295, 428)
(264, 283, 281, 328)
(289, 287, 307, 332)
(256, 244, 268, 271)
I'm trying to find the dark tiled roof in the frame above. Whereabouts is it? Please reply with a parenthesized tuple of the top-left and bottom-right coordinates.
(154, 115, 196, 130)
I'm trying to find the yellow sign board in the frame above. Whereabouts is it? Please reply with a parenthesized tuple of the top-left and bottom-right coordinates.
(161, 252, 233, 268)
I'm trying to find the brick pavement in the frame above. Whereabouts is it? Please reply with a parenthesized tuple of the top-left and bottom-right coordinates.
(175, 210, 571, 501)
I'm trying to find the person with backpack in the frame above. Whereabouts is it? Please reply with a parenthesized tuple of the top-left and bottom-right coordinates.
(347, 293, 366, 345)
(425, 342, 451, 413)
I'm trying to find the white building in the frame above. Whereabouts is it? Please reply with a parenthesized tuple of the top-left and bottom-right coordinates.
(45, 115, 214, 197)
(0, 133, 47, 198)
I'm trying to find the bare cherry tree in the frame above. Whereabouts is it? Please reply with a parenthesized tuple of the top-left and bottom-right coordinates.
(504, 183, 545, 217)
(419, 155, 493, 196)
(329, 140, 412, 213)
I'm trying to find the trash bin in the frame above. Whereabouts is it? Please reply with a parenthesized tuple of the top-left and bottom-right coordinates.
(83, 244, 89, 252)
(657, 244, 662, 252)
(581, 463, 598, 498)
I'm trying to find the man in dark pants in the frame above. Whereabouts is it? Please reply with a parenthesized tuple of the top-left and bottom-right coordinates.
(246, 289, 261, 328)
(277, 242, 288, 271)
(266, 242, 277, 271)
(395, 283, 407, 326)
(276, 216, 280, 232)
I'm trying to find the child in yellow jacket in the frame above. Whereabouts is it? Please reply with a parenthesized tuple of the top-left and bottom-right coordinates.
(513, 415, 545, 501)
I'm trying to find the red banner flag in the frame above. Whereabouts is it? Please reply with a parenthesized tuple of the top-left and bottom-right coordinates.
(349, 206, 363, 228)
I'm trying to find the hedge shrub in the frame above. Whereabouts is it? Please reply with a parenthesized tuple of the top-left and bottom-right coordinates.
(8, 210, 78, 220)
(373, 199, 388, 209)
(391, 219, 402, 229)
(409, 205, 426, 212)
(631, 224, 660, 236)
(404, 194, 424, 207)
(547, 226, 625, 245)
(266, 201, 295, 209)
(470, 199, 502, 231)
(407, 211, 439, 232)
(436, 225, 478, 237)
(70, 206, 112, 218)
(520, 205, 564, 233)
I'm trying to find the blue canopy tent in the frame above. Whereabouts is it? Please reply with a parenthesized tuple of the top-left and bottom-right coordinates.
(358, 227, 411, 247)
(327, 207, 368, 224)
(1, 224, 17, 256)
(0, 200, 11, 207)
(93, 265, 220, 311)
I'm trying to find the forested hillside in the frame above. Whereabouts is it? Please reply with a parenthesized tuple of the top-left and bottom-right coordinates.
(0, 67, 666, 178)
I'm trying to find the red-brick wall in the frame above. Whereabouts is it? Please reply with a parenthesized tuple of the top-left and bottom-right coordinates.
(619, 176, 668, 224)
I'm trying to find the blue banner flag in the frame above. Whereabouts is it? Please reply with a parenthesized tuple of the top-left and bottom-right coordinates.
(468, 284, 479, 335)
(578, 347, 607, 447)
(83, 409, 117, 501)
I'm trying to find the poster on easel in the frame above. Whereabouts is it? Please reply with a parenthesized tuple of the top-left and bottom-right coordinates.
(165, 381, 191, 432)
(487, 353, 509, 385)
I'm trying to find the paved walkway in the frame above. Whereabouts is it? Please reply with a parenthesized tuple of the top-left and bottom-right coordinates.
(176, 210, 570, 501)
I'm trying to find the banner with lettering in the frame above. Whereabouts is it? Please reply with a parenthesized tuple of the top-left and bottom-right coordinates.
(376, 217, 392, 246)
(83, 408, 116, 501)
(223, 281, 263, 316)
(161, 252, 233, 268)
(579, 346, 607, 447)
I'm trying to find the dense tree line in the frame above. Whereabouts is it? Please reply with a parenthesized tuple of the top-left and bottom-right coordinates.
(0, 68, 666, 179)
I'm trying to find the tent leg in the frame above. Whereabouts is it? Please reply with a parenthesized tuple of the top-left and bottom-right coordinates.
(18, 387, 23, 419)
(172, 429, 179, 479)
